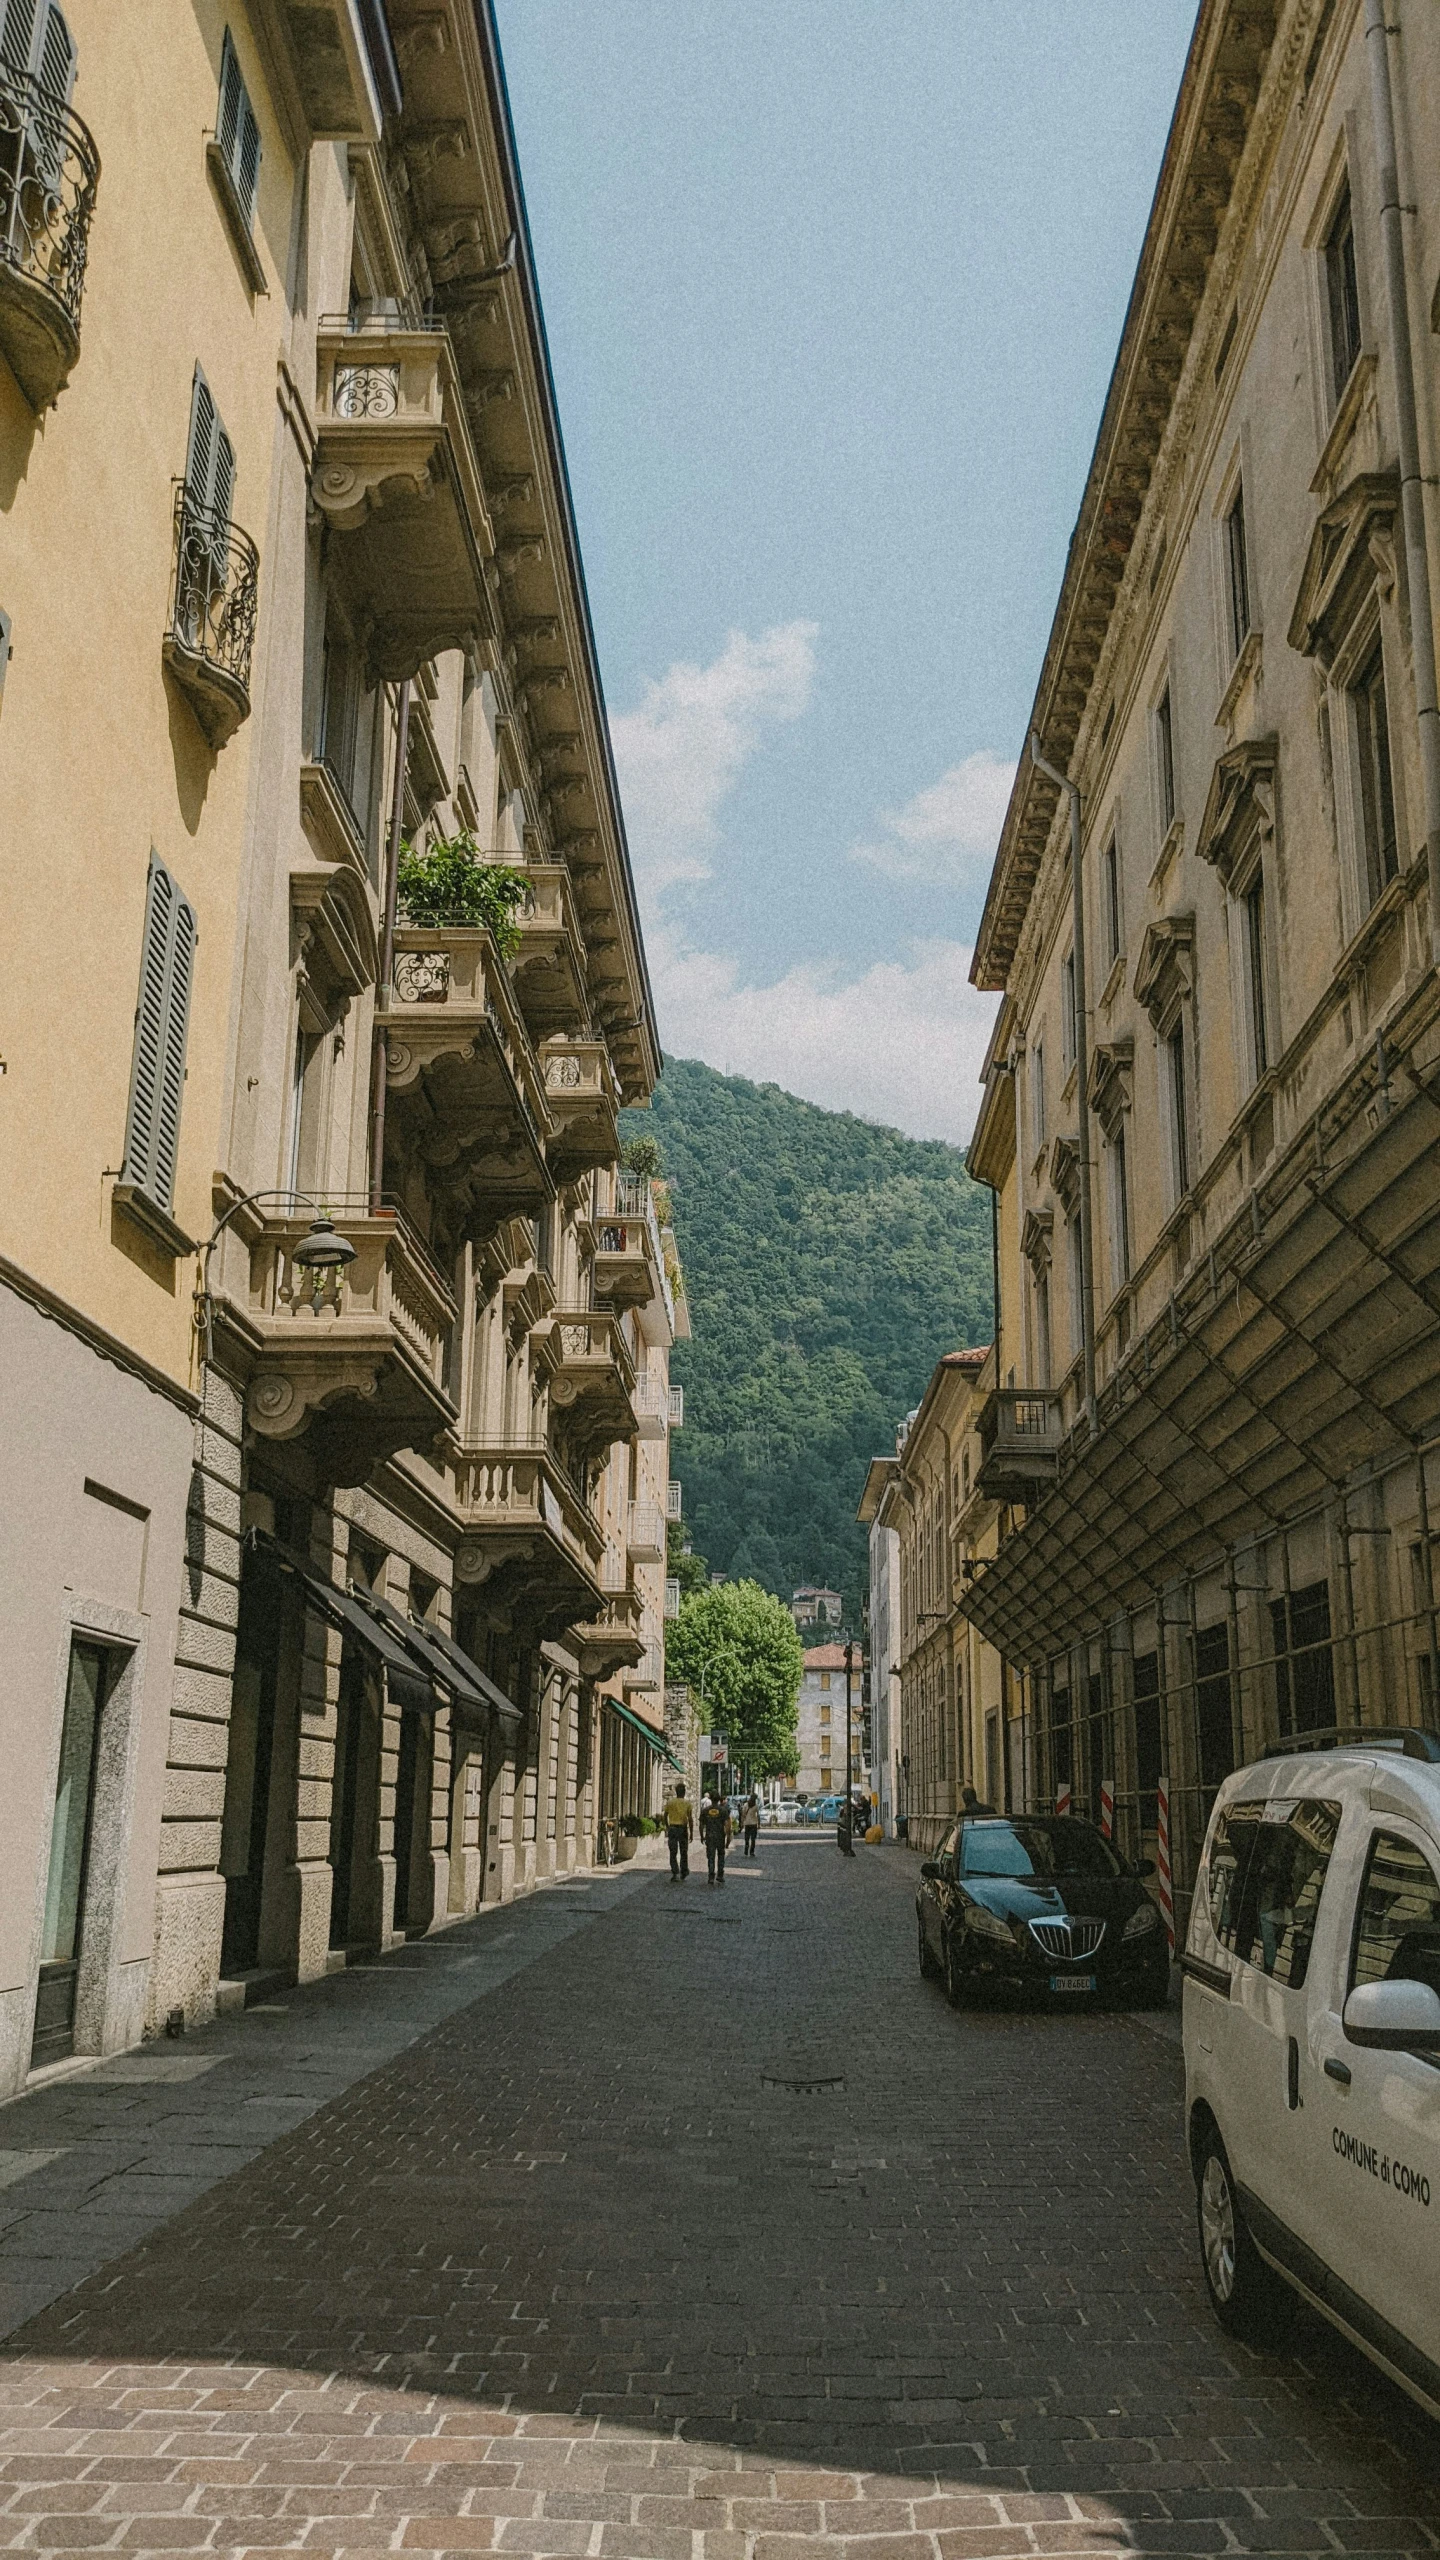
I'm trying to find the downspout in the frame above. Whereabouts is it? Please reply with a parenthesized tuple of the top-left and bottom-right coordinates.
(1029, 736, 1098, 1429)
(1365, 0, 1440, 962)
(369, 678, 412, 1214)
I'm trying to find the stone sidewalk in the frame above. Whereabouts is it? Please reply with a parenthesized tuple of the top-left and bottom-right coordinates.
(0, 1836, 1437, 2558)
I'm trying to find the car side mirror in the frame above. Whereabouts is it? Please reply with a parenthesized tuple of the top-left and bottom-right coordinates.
(1343, 1977, 1440, 2050)
(919, 1860, 940, 1881)
(1133, 1857, 1156, 1878)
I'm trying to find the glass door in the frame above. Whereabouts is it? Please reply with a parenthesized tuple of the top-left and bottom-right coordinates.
(32, 1640, 117, 2068)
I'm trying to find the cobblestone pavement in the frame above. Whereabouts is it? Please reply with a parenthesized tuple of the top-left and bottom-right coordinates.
(1, 1835, 1438, 2558)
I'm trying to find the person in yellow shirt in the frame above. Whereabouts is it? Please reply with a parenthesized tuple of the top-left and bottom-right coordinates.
(662, 1782, 694, 1880)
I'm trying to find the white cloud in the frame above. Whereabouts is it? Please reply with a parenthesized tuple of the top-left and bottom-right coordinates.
(610, 620, 817, 893)
(648, 927, 999, 1147)
(851, 748, 1017, 883)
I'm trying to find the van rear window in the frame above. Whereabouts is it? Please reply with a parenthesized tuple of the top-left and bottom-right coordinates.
(1206, 1798, 1341, 1989)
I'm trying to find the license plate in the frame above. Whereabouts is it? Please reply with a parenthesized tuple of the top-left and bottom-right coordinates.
(1050, 1972, 1096, 1995)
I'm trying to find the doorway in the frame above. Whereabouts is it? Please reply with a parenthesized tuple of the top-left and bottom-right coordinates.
(33, 1639, 123, 2068)
(219, 1554, 286, 1976)
(330, 1639, 379, 1948)
(392, 1706, 433, 1935)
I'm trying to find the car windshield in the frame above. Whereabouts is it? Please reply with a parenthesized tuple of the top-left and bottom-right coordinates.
(960, 1818, 1121, 1880)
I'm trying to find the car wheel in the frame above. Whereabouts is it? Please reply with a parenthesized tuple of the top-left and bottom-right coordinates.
(1195, 2130, 1294, 2344)
(942, 1931, 968, 2009)
(917, 1915, 939, 1980)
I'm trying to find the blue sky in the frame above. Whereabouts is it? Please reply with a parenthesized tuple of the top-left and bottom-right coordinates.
(493, 3, 1197, 1141)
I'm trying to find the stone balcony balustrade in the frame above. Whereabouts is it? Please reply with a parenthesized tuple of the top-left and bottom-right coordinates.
(572, 1554, 646, 1680)
(538, 1036, 620, 1180)
(379, 926, 554, 1234)
(510, 865, 590, 1037)
(235, 1202, 457, 1486)
(452, 1437, 604, 1637)
(0, 62, 98, 410)
(312, 316, 492, 679)
(630, 1372, 674, 1439)
(539, 1308, 637, 1461)
(626, 1500, 665, 1564)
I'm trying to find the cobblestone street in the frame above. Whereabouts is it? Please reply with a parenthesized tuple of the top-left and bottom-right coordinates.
(1, 1837, 1438, 2558)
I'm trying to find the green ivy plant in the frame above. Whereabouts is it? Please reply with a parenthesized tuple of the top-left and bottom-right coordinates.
(396, 829, 527, 959)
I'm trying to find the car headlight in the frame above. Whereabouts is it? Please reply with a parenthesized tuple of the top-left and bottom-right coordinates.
(964, 1901, 1014, 1944)
(1124, 1900, 1161, 1938)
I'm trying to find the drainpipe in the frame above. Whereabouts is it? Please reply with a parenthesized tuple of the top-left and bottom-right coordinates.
(1365, 0, 1440, 962)
(369, 677, 412, 1214)
(1029, 735, 1098, 1430)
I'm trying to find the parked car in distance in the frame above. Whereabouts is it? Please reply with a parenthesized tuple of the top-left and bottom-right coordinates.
(1183, 1728, 1440, 2420)
(916, 1813, 1169, 2010)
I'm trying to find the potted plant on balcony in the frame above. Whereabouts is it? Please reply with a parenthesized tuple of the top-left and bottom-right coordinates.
(615, 1812, 653, 1861)
(396, 829, 527, 957)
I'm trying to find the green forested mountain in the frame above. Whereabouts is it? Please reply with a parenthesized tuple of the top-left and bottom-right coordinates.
(620, 1057, 993, 1627)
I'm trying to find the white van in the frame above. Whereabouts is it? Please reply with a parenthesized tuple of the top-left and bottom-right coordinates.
(1183, 1729, 1440, 2418)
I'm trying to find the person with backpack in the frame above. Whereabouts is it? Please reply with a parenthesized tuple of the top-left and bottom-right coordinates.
(698, 1792, 732, 1885)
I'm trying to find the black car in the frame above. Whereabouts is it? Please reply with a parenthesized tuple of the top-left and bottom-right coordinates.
(916, 1814, 1170, 2009)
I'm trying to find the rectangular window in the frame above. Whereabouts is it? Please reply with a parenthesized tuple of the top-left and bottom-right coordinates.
(1111, 1129, 1130, 1285)
(1156, 686, 1175, 829)
(1030, 1042, 1045, 1153)
(1350, 1830, 1440, 1994)
(320, 609, 362, 814)
(122, 857, 198, 1216)
(1194, 1622, 1234, 1792)
(1133, 1651, 1161, 1831)
(1325, 180, 1362, 402)
(1270, 1582, 1336, 1738)
(1225, 482, 1251, 659)
(1244, 874, 1270, 1077)
(1207, 1798, 1341, 1988)
(217, 29, 262, 230)
(1353, 640, 1398, 903)
(1060, 952, 1076, 1068)
(1033, 1266, 1051, 1386)
(1102, 838, 1121, 968)
(32, 1639, 121, 2068)
(819, 1671, 830, 1691)
(1168, 1021, 1190, 1198)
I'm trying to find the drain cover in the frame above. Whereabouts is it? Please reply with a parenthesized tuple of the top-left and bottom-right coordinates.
(761, 2072, 845, 2093)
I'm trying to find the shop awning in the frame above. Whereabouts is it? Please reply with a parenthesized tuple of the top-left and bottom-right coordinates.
(605, 1694, 682, 1770)
(248, 1532, 442, 1713)
(364, 1591, 525, 1747)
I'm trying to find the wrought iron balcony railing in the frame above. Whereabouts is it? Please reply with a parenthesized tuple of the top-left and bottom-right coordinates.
(162, 483, 259, 750)
(0, 63, 98, 409)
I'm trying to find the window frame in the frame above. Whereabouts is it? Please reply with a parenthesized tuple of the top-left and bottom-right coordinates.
(1324, 176, 1362, 405)
(1101, 835, 1122, 971)
(1225, 482, 1252, 663)
(1167, 1018, 1191, 1202)
(1351, 635, 1399, 906)
(1156, 685, 1176, 832)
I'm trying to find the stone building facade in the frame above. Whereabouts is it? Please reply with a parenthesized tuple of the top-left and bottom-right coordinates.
(794, 1644, 867, 1803)
(0, 0, 680, 2097)
(962, 0, 1440, 1933)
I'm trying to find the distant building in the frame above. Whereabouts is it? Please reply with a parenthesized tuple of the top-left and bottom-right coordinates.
(795, 1644, 867, 1801)
(789, 1586, 844, 1632)
(856, 1454, 902, 1837)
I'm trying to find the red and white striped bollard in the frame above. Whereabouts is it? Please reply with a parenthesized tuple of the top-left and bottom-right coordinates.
(1156, 1772, 1175, 1955)
(1099, 1775, 1114, 1841)
(1055, 1779, 1072, 1817)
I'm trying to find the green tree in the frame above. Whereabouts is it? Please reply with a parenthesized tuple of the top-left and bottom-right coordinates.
(667, 1580, 803, 1782)
(667, 1517, 709, 1601)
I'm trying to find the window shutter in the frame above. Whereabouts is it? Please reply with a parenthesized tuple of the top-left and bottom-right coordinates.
(185, 366, 216, 511)
(122, 857, 197, 1213)
(212, 416, 235, 531)
(35, 3, 74, 99)
(0, 0, 39, 78)
(217, 29, 260, 226)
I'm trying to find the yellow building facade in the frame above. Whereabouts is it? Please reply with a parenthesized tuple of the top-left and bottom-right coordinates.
(962, 0, 1440, 1932)
(0, 0, 679, 2096)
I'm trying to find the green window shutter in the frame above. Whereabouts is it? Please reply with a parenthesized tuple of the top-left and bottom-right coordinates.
(35, 2, 74, 100)
(122, 857, 198, 1214)
(218, 29, 260, 227)
(185, 366, 216, 511)
(0, 0, 40, 78)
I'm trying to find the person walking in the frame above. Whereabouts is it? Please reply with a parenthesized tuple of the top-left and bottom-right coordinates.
(699, 1792, 731, 1886)
(663, 1781, 694, 1880)
(741, 1793, 761, 1858)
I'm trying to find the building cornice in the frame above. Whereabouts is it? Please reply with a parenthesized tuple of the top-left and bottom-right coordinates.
(971, 0, 1288, 994)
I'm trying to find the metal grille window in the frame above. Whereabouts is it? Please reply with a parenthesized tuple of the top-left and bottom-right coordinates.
(1270, 1581, 1336, 1737)
(121, 857, 198, 1215)
(216, 30, 260, 229)
(1325, 180, 1362, 402)
(1225, 482, 1251, 660)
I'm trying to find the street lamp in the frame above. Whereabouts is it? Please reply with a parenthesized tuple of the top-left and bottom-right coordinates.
(195, 1192, 357, 1363)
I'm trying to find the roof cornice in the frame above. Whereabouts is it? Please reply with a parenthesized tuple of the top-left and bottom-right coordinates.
(971, 0, 1281, 994)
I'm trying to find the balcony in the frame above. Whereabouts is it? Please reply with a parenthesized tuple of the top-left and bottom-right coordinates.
(510, 866, 589, 1037)
(541, 1308, 637, 1460)
(161, 485, 259, 749)
(571, 1562, 646, 1680)
(623, 1647, 664, 1694)
(0, 67, 98, 410)
(664, 1577, 681, 1621)
(666, 1480, 683, 1521)
(538, 1037, 620, 1180)
(379, 928, 554, 1231)
(975, 1387, 1064, 1505)
(627, 1501, 665, 1563)
(452, 1438, 604, 1640)
(312, 319, 489, 680)
(236, 1204, 456, 1487)
(631, 1372, 675, 1439)
(590, 1213, 653, 1310)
